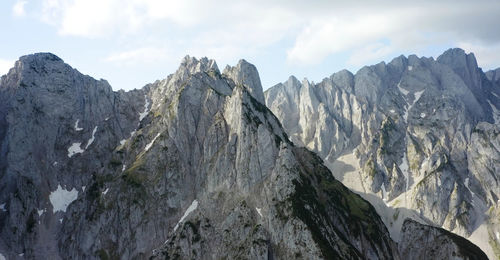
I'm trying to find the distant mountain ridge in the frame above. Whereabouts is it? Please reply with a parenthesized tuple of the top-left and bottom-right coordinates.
(265, 48, 500, 259)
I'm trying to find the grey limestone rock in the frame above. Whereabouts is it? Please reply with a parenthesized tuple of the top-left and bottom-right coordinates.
(265, 48, 500, 259)
(0, 53, 399, 259)
(486, 68, 500, 82)
(399, 218, 488, 260)
(0, 53, 146, 259)
(223, 59, 265, 104)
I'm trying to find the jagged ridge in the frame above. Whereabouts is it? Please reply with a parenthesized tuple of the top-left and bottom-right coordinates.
(265, 47, 500, 258)
(0, 53, 400, 259)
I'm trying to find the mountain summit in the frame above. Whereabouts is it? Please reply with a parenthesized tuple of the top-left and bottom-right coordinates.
(265, 47, 500, 259)
(0, 51, 492, 259)
(0, 53, 401, 259)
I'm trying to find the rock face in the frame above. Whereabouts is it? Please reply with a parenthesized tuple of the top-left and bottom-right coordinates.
(399, 218, 488, 260)
(0, 53, 146, 259)
(265, 48, 500, 258)
(0, 54, 402, 259)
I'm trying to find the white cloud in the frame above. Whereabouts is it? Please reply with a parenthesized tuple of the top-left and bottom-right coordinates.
(41, 0, 65, 24)
(12, 0, 27, 17)
(104, 47, 174, 65)
(40, 0, 217, 37)
(287, 12, 399, 65)
(0, 59, 14, 76)
(37, 0, 500, 71)
(287, 2, 500, 65)
(347, 43, 394, 67)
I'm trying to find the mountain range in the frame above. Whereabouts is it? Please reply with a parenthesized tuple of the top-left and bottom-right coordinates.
(0, 48, 497, 259)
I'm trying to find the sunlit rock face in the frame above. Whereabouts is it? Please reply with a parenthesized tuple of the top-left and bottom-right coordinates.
(0, 54, 402, 259)
(266, 48, 500, 259)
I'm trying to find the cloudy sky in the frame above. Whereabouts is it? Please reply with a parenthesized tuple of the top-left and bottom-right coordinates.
(1, 0, 500, 91)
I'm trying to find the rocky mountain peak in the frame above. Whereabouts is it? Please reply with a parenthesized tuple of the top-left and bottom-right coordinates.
(223, 59, 265, 104)
(0, 50, 495, 259)
(265, 48, 499, 259)
(330, 69, 355, 93)
(437, 47, 476, 66)
(388, 54, 408, 68)
(172, 55, 220, 84)
(286, 75, 300, 85)
(284, 75, 302, 95)
(19, 52, 63, 64)
(437, 48, 480, 85)
(2, 53, 65, 82)
(180, 55, 219, 74)
(486, 67, 500, 82)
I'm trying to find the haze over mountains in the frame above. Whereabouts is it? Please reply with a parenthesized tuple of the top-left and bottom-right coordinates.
(0, 48, 497, 259)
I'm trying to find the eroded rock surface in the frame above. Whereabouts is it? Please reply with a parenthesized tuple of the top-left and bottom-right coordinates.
(265, 48, 500, 258)
(0, 54, 400, 259)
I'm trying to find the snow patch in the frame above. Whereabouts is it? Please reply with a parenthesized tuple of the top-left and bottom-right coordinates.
(464, 177, 476, 197)
(413, 90, 424, 103)
(145, 133, 161, 152)
(67, 142, 84, 158)
(0, 203, 6, 211)
(173, 200, 198, 232)
(401, 89, 425, 122)
(408, 66, 413, 71)
(256, 207, 263, 217)
(0, 253, 5, 260)
(74, 119, 83, 131)
(122, 164, 126, 172)
(389, 109, 395, 113)
(139, 95, 150, 121)
(67, 125, 98, 157)
(420, 113, 426, 118)
(49, 185, 78, 213)
(403, 107, 410, 121)
(53, 161, 58, 166)
(85, 126, 98, 149)
(59, 218, 63, 224)
(102, 188, 109, 195)
(37, 209, 45, 216)
(400, 152, 410, 193)
(105, 117, 110, 121)
(120, 139, 127, 146)
(398, 84, 410, 96)
(381, 183, 388, 203)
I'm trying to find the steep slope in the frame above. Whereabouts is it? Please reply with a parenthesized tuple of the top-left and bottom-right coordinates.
(0, 53, 146, 258)
(399, 218, 488, 260)
(265, 48, 500, 258)
(0, 54, 400, 259)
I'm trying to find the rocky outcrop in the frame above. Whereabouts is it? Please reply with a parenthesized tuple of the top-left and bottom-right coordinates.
(0, 54, 399, 259)
(0, 53, 146, 259)
(0, 51, 492, 259)
(486, 68, 500, 82)
(265, 48, 500, 258)
(223, 59, 266, 104)
(399, 218, 488, 260)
